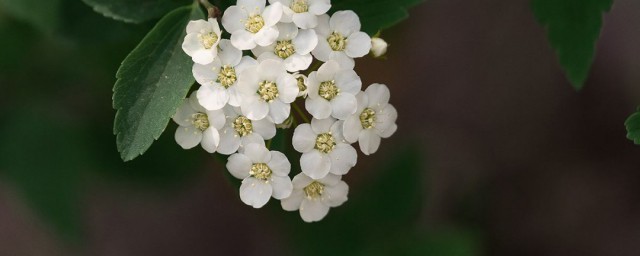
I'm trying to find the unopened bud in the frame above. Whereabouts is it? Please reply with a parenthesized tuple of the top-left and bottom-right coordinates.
(370, 37, 388, 58)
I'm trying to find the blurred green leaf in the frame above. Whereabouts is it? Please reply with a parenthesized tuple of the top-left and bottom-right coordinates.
(332, 0, 424, 35)
(0, 107, 88, 241)
(625, 109, 640, 144)
(532, 0, 613, 90)
(82, 0, 190, 24)
(0, 0, 61, 33)
(113, 4, 203, 161)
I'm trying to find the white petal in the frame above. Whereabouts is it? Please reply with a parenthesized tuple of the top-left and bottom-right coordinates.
(240, 177, 272, 208)
(329, 51, 355, 70)
(252, 45, 272, 58)
(217, 127, 242, 155)
(311, 117, 335, 134)
(283, 54, 313, 72)
(330, 93, 358, 120)
(252, 118, 276, 139)
(235, 56, 259, 76)
(172, 100, 197, 126)
(276, 73, 299, 103)
(244, 143, 271, 163)
(292, 173, 314, 188)
(227, 153, 252, 179)
(175, 126, 202, 149)
(300, 150, 331, 179)
(293, 29, 318, 54)
(276, 22, 298, 40)
(258, 59, 285, 81)
(374, 104, 397, 136)
(318, 173, 342, 186)
(292, 12, 318, 29)
(254, 26, 280, 46)
(262, 2, 283, 26)
(330, 120, 346, 142)
(330, 10, 361, 36)
(218, 39, 243, 66)
(323, 181, 348, 207)
(186, 19, 210, 34)
(365, 83, 391, 106)
(182, 33, 203, 56)
(268, 100, 291, 124)
(206, 109, 226, 129)
(345, 31, 372, 58)
(238, 67, 261, 94)
(231, 30, 257, 50)
(380, 123, 397, 138)
(311, 38, 331, 61)
(300, 199, 330, 222)
(281, 190, 304, 211)
(329, 143, 357, 175)
(192, 50, 216, 65)
(308, 0, 331, 15)
(293, 124, 316, 153)
(222, 6, 249, 33)
(238, 0, 266, 13)
(197, 83, 229, 111)
(342, 115, 362, 143)
(239, 133, 266, 152)
(268, 151, 291, 175)
(270, 175, 293, 199)
(241, 97, 270, 121)
(316, 60, 340, 82)
(335, 70, 362, 95)
(192, 60, 220, 85)
(201, 128, 220, 153)
(358, 129, 381, 155)
(354, 91, 368, 113)
(305, 97, 332, 119)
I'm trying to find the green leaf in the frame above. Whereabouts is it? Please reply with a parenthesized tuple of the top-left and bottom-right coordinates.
(532, 0, 613, 90)
(625, 109, 640, 144)
(113, 5, 203, 161)
(0, 0, 61, 33)
(81, 0, 190, 24)
(332, 0, 424, 35)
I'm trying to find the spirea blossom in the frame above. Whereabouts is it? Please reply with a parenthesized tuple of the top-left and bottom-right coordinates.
(312, 11, 372, 70)
(172, 92, 225, 153)
(182, 18, 222, 65)
(222, 0, 284, 50)
(281, 173, 348, 222)
(252, 22, 318, 72)
(269, 0, 331, 29)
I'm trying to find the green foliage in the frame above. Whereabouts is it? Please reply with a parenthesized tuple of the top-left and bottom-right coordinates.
(625, 109, 640, 144)
(0, 0, 61, 33)
(532, 0, 613, 90)
(113, 4, 203, 161)
(82, 0, 190, 24)
(332, 0, 424, 35)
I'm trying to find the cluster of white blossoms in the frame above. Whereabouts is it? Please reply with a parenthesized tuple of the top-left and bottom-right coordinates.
(178, 0, 395, 222)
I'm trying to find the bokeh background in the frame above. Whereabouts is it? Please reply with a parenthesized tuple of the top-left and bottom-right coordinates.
(1, 0, 640, 255)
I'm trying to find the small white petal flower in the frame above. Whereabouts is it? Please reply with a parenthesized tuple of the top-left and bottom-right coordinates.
(269, 0, 331, 29)
(281, 173, 348, 223)
(343, 84, 397, 155)
(312, 11, 372, 70)
(194, 40, 259, 110)
(237, 58, 299, 124)
(182, 18, 222, 65)
(222, 0, 284, 50)
(305, 60, 361, 120)
(252, 22, 318, 72)
(227, 143, 293, 208)
(292, 117, 357, 179)
(217, 105, 276, 155)
(370, 37, 388, 58)
(293, 73, 309, 98)
(172, 92, 226, 153)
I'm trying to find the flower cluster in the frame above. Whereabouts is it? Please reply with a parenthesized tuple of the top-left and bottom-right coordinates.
(178, 0, 396, 222)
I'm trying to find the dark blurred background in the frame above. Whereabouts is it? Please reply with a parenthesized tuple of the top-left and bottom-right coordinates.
(1, 0, 639, 255)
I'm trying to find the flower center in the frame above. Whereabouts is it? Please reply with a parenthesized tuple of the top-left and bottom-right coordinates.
(192, 113, 210, 131)
(296, 76, 307, 92)
(315, 133, 336, 154)
(290, 0, 309, 13)
(233, 116, 253, 136)
(250, 163, 272, 180)
(304, 181, 325, 199)
(274, 40, 296, 59)
(359, 108, 376, 129)
(327, 32, 347, 51)
(199, 32, 219, 49)
(318, 80, 339, 100)
(258, 81, 279, 102)
(245, 15, 265, 33)
(217, 65, 237, 88)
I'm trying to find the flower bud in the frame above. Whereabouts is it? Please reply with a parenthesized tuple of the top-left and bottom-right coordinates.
(370, 37, 388, 58)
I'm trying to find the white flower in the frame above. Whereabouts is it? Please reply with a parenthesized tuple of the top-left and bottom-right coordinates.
(194, 40, 259, 110)
(293, 73, 309, 98)
(227, 143, 293, 208)
(252, 22, 318, 72)
(312, 11, 372, 70)
(343, 84, 398, 155)
(305, 60, 361, 120)
(281, 173, 348, 223)
(172, 92, 225, 153)
(182, 18, 222, 65)
(237, 58, 299, 124)
(292, 117, 357, 179)
(370, 37, 388, 58)
(269, 0, 331, 29)
(217, 106, 276, 155)
(222, 0, 283, 50)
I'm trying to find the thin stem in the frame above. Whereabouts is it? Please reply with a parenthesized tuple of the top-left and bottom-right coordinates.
(292, 102, 310, 123)
(198, 0, 221, 19)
